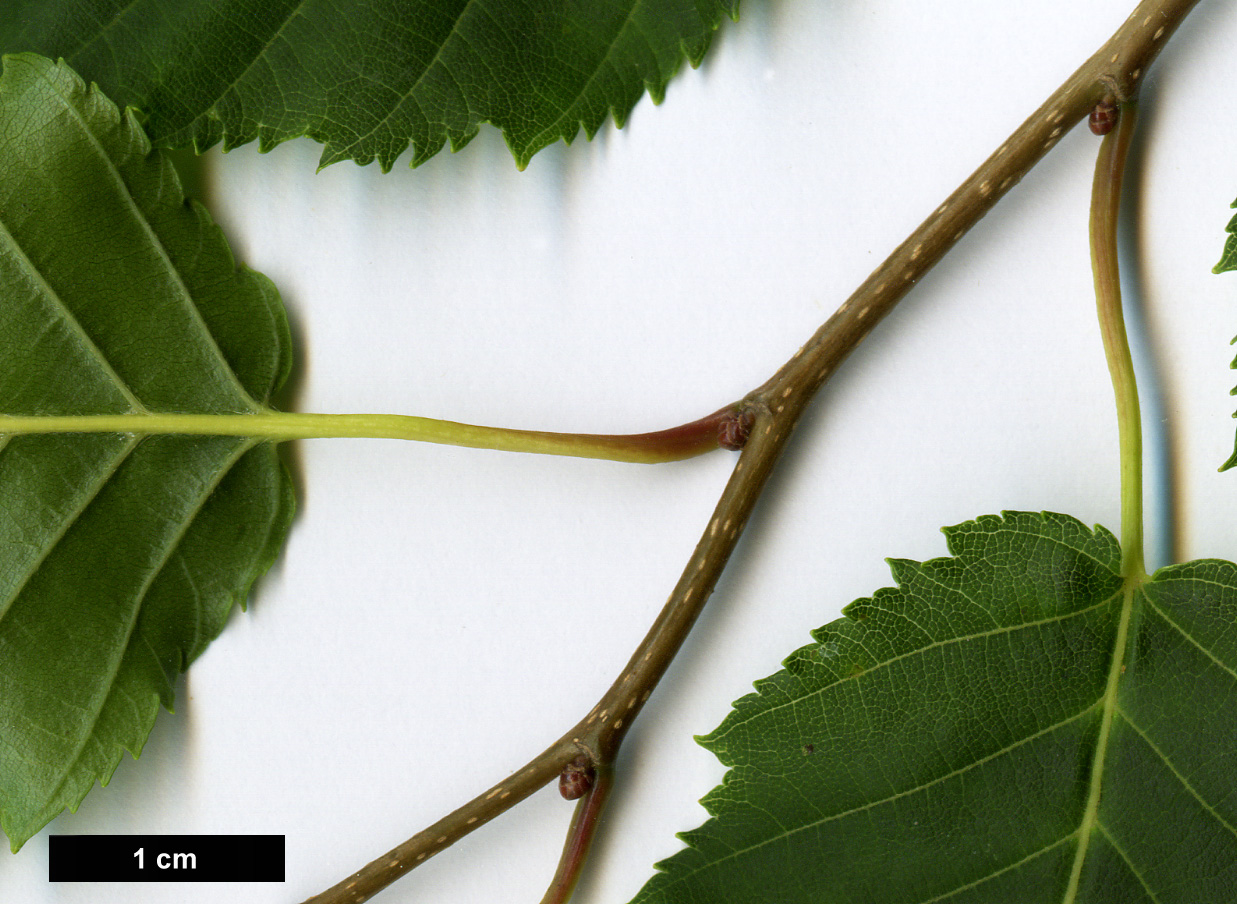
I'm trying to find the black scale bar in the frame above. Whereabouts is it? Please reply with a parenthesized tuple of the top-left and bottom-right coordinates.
(49, 834, 284, 882)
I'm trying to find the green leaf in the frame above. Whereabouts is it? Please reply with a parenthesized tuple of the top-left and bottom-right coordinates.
(1213, 198, 1237, 275)
(0, 53, 294, 850)
(1213, 198, 1237, 470)
(631, 512, 1237, 904)
(0, 0, 740, 172)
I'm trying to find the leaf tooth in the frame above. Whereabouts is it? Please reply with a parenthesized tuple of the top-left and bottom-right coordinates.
(886, 555, 924, 588)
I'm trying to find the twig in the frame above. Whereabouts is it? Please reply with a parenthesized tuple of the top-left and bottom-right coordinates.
(304, 1, 1200, 901)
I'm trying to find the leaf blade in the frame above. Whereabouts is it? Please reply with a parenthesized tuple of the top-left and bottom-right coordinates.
(0, 54, 294, 850)
(0, 0, 741, 171)
(632, 513, 1237, 904)
(1213, 199, 1237, 470)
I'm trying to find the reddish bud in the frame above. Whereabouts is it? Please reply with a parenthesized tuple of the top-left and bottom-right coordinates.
(559, 755, 595, 800)
(718, 408, 755, 451)
(1089, 102, 1118, 136)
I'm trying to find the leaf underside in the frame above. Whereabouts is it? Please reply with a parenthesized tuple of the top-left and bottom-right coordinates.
(632, 512, 1237, 904)
(0, 0, 740, 172)
(1213, 197, 1237, 470)
(0, 54, 294, 850)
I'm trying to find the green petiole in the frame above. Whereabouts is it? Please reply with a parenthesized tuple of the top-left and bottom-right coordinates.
(1089, 101, 1146, 581)
(0, 407, 738, 465)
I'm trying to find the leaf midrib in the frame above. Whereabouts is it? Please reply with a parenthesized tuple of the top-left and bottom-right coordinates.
(1061, 576, 1144, 903)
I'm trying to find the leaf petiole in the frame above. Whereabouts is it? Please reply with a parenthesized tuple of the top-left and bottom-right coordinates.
(1063, 98, 1150, 901)
(1089, 100, 1147, 580)
(0, 407, 742, 464)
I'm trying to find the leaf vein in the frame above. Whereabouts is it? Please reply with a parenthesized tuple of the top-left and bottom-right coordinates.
(329, 0, 480, 160)
(523, 0, 650, 152)
(1095, 820, 1162, 903)
(0, 214, 144, 411)
(910, 567, 1000, 630)
(32, 61, 260, 410)
(56, 0, 143, 67)
(911, 834, 1076, 904)
(195, 1, 310, 129)
(1116, 707, 1237, 840)
(1142, 594, 1237, 683)
(977, 520, 1121, 577)
(39, 438, 254, 809)
(716, 594, 1116, 738)
(683, 705, 1097, 890)
(0, 435, 140, 625)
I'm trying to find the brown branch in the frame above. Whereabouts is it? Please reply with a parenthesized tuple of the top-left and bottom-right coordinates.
(304, 1, 1200, 901)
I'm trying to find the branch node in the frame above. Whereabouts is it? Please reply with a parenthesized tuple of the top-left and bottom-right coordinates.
(1098, 73, 1130, 105)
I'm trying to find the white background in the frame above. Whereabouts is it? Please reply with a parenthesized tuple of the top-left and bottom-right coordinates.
(8, 0, 1237, 901)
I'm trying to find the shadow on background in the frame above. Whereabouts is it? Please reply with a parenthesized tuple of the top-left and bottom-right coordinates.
(1122, 97, 1182, 570)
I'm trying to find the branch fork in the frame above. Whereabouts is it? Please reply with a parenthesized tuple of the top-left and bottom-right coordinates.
(304, 2, 1200, 901)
